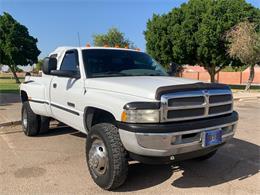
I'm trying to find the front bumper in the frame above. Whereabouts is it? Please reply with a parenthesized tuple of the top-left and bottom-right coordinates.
(118, 111, 238, 159)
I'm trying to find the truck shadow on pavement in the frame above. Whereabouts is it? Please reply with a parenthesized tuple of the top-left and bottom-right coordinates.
(39, 126, 259, 192)
(171, 138, 259, 188)
(39, 122, 86, 138)
(117, 138, 259, 191)
(117, 163, 173, 191)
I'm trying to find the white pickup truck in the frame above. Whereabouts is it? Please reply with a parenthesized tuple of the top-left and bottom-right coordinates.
(20, 46, 238, 190)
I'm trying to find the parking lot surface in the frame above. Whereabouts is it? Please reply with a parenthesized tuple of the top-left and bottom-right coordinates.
(0, 99, 259, 195)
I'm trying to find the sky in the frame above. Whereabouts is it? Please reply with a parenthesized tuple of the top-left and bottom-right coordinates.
(0, 0, 259, 59)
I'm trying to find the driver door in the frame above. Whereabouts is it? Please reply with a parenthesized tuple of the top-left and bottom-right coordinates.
(50, 49, 85, 130)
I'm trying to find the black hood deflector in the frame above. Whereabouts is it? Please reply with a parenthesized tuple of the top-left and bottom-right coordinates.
(155, 82, 230, 100)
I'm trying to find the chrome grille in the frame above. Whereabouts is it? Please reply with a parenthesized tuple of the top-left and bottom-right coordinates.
(167, 108, 205, 118)
(160, 89, 233, 122)
(209, 104, 232, 115)
(168, 96, 204, 107)
(209, 94, 232, 103)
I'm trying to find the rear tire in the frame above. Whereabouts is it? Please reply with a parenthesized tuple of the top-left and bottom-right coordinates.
(39, 116, 50, 134)
(21, 101, 50, 136)
(86, 123, 128, 190)
(22, 101, 39, 136)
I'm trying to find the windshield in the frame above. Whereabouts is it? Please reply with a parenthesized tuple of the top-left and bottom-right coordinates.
(82, 49, 168, 78)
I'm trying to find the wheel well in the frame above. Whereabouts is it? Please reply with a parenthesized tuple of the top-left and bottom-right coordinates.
(21, 91, 28, 102)
(84, 107, 116, 132)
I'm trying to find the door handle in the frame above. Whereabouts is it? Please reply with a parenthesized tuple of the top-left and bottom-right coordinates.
(67, 102, 75, 107)
(53, 83, 57, 88)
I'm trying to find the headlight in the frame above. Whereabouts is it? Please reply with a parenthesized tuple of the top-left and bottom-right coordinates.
(121, 102, 160, 123)
(121, 109, 160, 123)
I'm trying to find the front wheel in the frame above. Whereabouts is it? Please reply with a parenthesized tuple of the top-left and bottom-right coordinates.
(86, 123, 128, 190)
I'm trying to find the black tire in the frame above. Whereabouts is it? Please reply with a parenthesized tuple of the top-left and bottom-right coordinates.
(38, 116, 50, 134)
(21, 101, 39, 136)
(21, 101, 50, 136)
(86, 123, 128, 190)
(194, 150, 217, 161)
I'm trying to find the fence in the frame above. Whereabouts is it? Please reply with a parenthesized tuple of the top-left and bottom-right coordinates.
(181, 71, 260, 85)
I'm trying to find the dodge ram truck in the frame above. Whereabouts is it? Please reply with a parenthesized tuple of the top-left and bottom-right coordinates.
(20, 46, 238, 190)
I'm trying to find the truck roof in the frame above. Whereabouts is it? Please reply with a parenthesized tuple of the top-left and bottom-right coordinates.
(51, 46, 140, 56)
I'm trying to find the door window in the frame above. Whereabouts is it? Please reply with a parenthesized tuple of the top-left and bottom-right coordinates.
(60, 50, 79, 72)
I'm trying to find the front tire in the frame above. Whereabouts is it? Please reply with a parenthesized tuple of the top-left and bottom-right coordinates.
(86, 123, 128, 190)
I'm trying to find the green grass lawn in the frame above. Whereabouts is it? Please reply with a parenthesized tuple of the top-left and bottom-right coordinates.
(0, 77, 24, 93)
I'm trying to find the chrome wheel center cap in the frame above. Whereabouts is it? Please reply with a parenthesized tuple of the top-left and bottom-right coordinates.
(88, 138, 108, 175)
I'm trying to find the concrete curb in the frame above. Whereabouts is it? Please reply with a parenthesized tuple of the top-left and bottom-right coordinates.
(0, 120, 21, 127)
(233, 96, 260, 101)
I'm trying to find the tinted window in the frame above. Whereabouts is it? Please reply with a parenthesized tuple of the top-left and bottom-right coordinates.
(82, 49, 167, 78)
(60, 51, 79, 72)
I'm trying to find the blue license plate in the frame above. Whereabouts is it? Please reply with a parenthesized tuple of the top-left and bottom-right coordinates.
(202, 129, 222, 147)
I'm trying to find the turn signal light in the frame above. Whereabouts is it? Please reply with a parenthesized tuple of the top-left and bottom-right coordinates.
(121, 111, 127, 122)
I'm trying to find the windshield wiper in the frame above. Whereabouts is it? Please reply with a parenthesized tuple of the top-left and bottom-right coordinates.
(143, 73, 164, 76)
(91, 72, 132, 78)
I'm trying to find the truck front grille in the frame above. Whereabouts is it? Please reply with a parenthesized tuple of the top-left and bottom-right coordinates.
(167, 108, 205, 118)
(160, 89, 233, 122)
(208, 104, 232, 115)
(209, 94, 232, 103)
(168, 96, 205, 107)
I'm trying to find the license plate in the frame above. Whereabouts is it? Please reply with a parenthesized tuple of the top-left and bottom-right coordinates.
(202, 129, 222, 147)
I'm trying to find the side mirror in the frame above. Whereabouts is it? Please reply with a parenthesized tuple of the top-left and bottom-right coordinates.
(42, 57, 57, 75)
(168, 62, 180, 76)
(25, 72, 31, 77)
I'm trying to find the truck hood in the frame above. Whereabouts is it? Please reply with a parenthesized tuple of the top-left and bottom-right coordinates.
(86, 76, 198, 100)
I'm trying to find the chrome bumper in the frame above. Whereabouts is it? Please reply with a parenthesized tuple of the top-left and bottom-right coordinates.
(119, 122, 237, 157)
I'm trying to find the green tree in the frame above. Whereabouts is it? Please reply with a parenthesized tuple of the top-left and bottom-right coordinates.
(93, 27, 134, 48)
(226, 21, 260, 90)
(144, 0, 260, 82)
(35, 59, 44, 73)
(0, 12, 40, 83)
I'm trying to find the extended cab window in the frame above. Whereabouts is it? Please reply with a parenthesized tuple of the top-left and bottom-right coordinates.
(60, 50, 79, 73)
